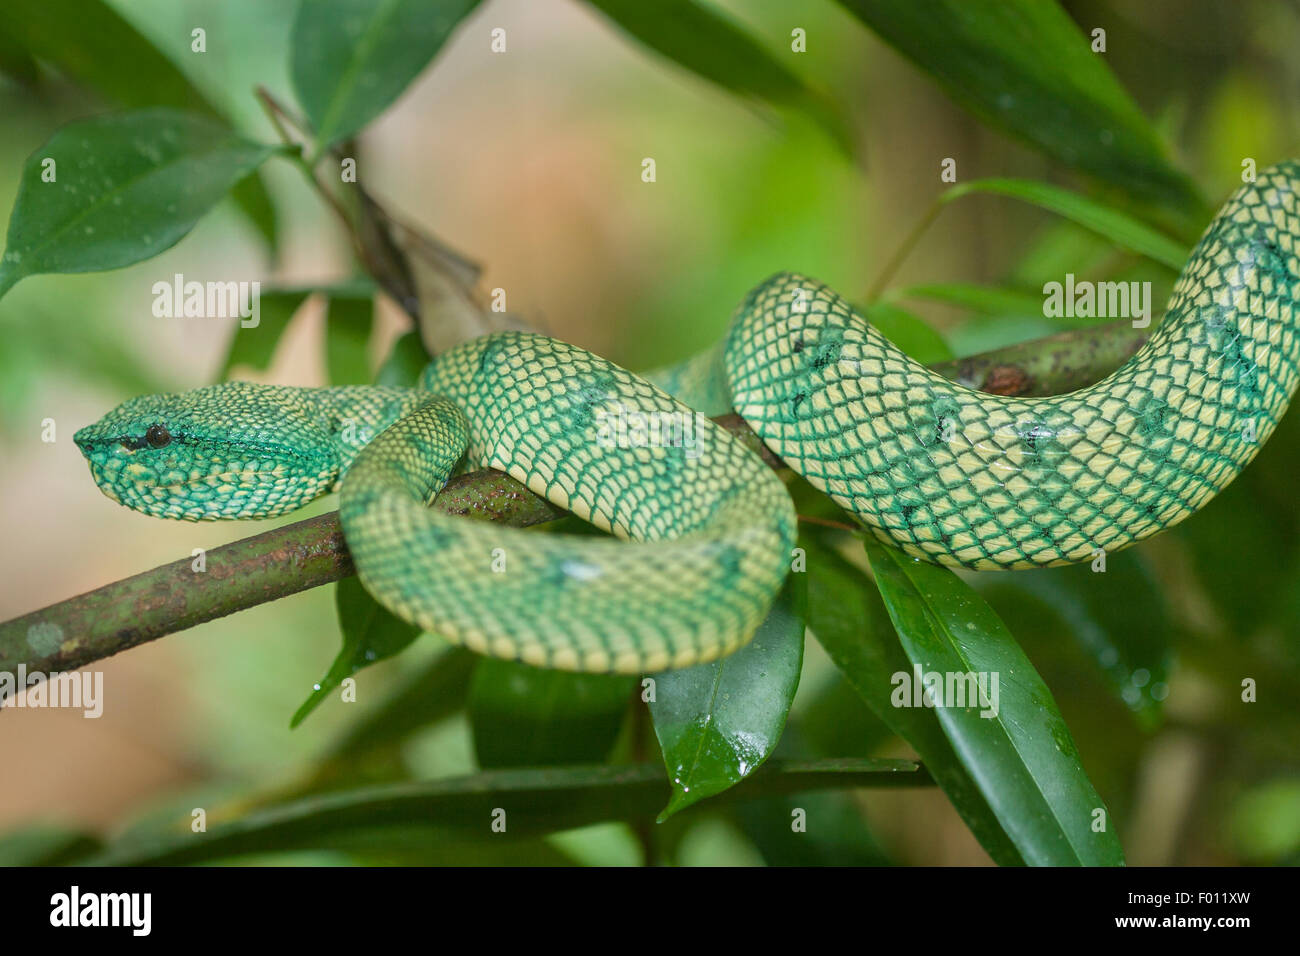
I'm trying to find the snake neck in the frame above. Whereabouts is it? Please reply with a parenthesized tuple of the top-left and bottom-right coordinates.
(639, 339, 733, 416)
(316, 385, 432, 480)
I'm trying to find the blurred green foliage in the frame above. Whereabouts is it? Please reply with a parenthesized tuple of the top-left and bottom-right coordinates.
(0, 0, 1297, 867)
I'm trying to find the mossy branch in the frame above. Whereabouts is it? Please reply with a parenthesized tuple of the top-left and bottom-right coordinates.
(0, 320, 1148, 682)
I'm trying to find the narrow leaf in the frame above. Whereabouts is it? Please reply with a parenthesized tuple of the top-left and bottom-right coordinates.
(375, 329, 431, 387)
(977, 552, 1173, 727)
(219, 290, 309, 378)
(861, 533, 1125, 866)
(0, 825, 101, 866)
(837, 0, 1203, 217)
(90, 759, 924, 865)
(323, 647, 476, 765)
(892, 282, 1048, 318)
(942, 178, 1189, 270)
(862, 301, 952, 364)
(583, 0, 852, 153)
(802, 533, 1024, 865)
(291, 577, 421, 727)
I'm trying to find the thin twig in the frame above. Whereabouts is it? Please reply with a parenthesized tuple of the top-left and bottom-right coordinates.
(865, 198, 943, 302)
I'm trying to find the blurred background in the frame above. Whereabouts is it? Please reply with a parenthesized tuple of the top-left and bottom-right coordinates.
(0, 0, 1298, 865)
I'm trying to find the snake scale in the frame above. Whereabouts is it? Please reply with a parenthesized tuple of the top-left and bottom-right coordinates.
(75, 163, 1300, 673)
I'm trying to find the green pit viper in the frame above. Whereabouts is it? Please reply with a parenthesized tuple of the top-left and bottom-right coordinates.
(75, 163, 1300, 673)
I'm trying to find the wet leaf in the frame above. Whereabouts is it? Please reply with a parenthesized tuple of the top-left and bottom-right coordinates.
(291, 577, 422, 728)
(802, 533, 1024, 865)
(0, 109, 278, 299)
(0, 0, 279, 247)
(862, 534, 1125, 865)
(650, 579, 805, 820)
(977, 550, 1173, 728)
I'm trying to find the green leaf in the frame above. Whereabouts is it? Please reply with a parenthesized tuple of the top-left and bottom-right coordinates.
(1229, 778, 1300, 863)
(1173, 406, 1300, 635)
(861, 534, 1125, 866)
(324, 294, 376, 384)
(733, 790, 892, 866)
(0, 0, 280, 247)
(0, 302, 173, 416)
(1010, 220, 1117, 288)
(228, 173, 280, 252)
(0, 26, 38, 86)
(0, 109, 278, 299)
(0, 0, 217, 111)
(649, 578, 805, 820)
(322, 646, 476, 765)
(0, 825, 101, 866)
(945, 316, 1071, 359)
(798, 671, 896, 758)
(298, 645, 477, 794)
(469, 660, 634, 769)
(802, 533, 1023, 865)
(291, 0, 482, 155)
(892, 282, 1048, 318)
(218, 290, 309, 378)
(583, 0, 852, 153)
(862, 301, 952, 364)
(976, 551, 1173, 728)
(375, 329, 431, 387)
(291, 577, 421, 728)
(836, 0, 1203, 217)
(942, 178, 1189, 270)
(89, 759, 925, 865)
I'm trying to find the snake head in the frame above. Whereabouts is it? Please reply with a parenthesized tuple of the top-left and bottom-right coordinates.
(73, 382, 341, 520)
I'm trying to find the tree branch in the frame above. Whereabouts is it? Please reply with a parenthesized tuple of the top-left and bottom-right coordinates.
(0, 320, 1148, 683)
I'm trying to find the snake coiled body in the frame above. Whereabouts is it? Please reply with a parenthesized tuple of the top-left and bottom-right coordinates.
(76, 163, 1300, 672)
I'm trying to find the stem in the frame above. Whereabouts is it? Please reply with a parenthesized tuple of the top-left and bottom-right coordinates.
(0, 321, 1149, 683)
(90, 759, 932, 866)
(255, 87, 379, 284)
(865, 198, 943, 303)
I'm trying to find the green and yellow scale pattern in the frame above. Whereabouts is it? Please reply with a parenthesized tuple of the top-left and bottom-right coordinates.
(726, 163, 1300, 568)
(339, 335, 796, 673)
(76, 163, 1300, 672)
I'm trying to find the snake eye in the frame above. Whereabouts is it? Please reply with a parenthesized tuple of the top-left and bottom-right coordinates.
(145, 424, 172, 448)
